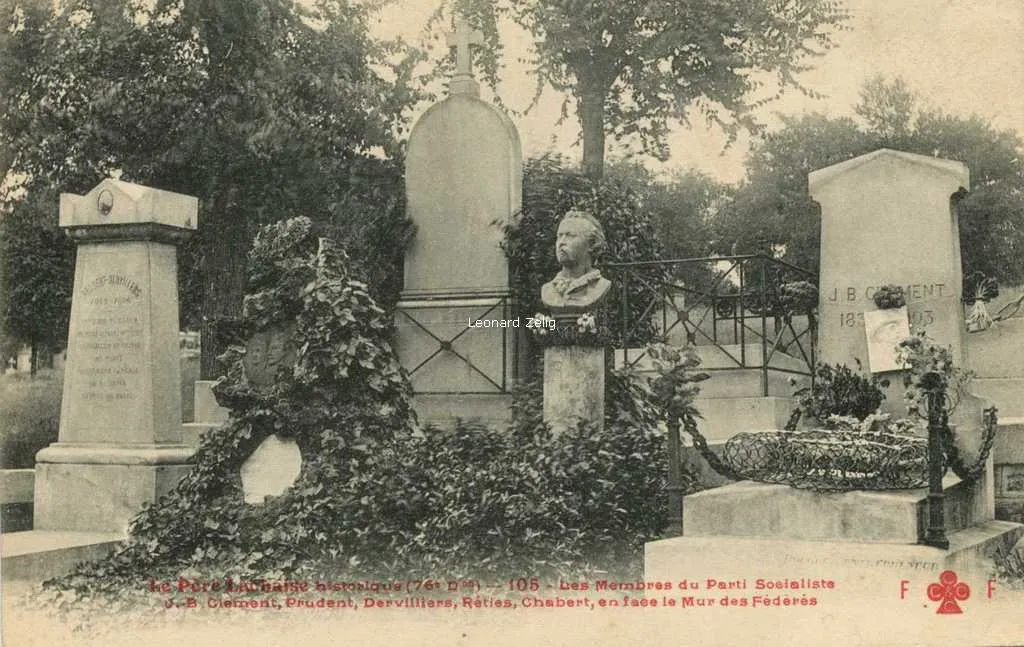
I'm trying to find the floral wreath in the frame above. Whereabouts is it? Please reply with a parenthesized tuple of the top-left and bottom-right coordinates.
(529, 311, 614, 347)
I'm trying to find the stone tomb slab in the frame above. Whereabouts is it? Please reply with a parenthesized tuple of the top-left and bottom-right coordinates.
(35, 179, 196, 533)
(403, 95, 521, 294)
(57, 242, 183, 444)
(395, 36, 522, 399)
(682, 476, 991, 545)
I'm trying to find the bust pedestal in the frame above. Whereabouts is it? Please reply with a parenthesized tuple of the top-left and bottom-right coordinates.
(543, 346, 606, 434)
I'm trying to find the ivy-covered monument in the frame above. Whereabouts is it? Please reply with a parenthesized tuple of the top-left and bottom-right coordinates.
(36, 216, 672, 608)
(40, 218, 417, 591)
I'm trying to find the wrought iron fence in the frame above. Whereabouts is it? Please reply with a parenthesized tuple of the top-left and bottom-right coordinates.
(604, 254, 818, 394)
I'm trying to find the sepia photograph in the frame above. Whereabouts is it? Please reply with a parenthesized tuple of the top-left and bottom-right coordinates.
(2, 0, 1023, 644)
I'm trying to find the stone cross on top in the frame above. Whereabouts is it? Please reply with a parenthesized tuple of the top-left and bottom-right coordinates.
(447, 18, 484, 96)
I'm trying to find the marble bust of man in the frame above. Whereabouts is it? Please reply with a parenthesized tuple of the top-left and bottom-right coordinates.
(541, 210, 612, 313)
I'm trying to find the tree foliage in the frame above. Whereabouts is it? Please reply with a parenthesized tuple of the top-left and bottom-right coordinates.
(854, 75, 916, 141)
(713, 77, 1024, 286)
(0, 188, 75, 369)
(712, 113, 874, 273)
(443, 0, 848, 177)
(1, 0, 420, 374)
(640, 167, 727, 263)
(606, 161, 728, 296)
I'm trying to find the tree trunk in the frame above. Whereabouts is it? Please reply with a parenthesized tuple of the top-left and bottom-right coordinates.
(199, 198, 249, 379)
(578, 84, 606, 180)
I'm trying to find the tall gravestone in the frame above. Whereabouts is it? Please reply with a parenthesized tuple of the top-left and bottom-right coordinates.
(646, 151, 1023, 602)
(395, 21, 523, 418)
(811, 149, 969, 379)
(34, 179, 196, 532)
(811, 150, 995, 510)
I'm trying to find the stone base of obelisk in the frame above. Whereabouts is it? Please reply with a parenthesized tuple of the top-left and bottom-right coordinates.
(543, 346, 606, 434)
(34, 444, 193, 533)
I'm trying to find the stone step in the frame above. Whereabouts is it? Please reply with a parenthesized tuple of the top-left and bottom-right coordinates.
(699, 368, 805, 399)
(617, 345, 810, 400)
(942, 519, 1024, 572)
(617, 343, 810, 372)
(700, 344, 811, 373)
(692, 397, 795, 444)
(1, 530, 122, 584)
(645, 520, 1024, 604)
(971, 378, 1024, 418)
(651, 521, 1024, 577)
(682, 474, 991, 545)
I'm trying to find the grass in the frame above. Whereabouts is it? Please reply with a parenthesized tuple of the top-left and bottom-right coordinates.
(0, 369, 63, 469)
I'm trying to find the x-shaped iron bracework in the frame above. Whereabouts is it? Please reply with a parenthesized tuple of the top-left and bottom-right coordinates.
(399, 298, 509, 393)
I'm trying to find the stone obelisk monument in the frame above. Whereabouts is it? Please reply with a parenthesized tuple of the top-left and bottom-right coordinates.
(34, 179, 196, 532)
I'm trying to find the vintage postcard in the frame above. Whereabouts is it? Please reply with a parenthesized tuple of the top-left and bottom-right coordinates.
(2, 0, 1023, 645)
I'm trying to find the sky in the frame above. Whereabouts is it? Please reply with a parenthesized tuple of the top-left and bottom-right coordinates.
(373, 0, 1024, 184)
